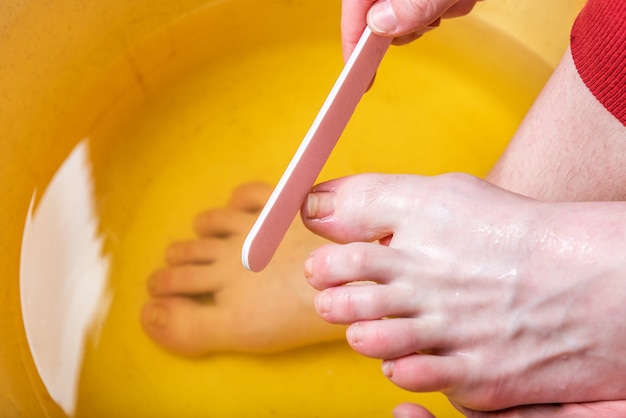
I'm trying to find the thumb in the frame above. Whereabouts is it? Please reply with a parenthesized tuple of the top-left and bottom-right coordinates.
(366, 0, 457, 35)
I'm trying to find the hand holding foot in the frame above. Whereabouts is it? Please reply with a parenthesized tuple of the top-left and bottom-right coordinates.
(301, 173, 626, 411)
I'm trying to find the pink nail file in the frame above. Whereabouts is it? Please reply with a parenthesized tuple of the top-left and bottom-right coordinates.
(242, 27, 392, 272)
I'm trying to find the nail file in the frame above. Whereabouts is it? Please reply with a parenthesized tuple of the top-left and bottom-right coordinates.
(242, 27, 392, 272)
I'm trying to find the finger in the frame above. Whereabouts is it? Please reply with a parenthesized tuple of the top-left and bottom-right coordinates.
(391, 31, 423, 46)
(441, 0, 479, 19)
(305, 241, 409, 289)
(342, 0, 479, 58)
(382, 353, 467, 393)
(367, 0, 458, 36)
(347, 318, 447, 359)
(341, 0, 380, 60)
(391, 18, 439, 46)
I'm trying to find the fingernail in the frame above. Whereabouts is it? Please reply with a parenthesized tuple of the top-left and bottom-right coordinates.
(382, 360, 394, 377)
(145, 303, 168, 328)
(315, 292, 332, 314)
(305, 191, 335, 220)
(368, 0, 398, 34)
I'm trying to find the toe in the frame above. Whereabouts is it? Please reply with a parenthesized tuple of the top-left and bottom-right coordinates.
(302, 173, 497, 246)
(148, 264, 225, 296)
(301, 174, 416, 243)
(314, 283, 417, 324)
(141, 297, 230, 356)
(193, 208, 254, 237)
(228, 182, 272, 212)
(305, 241, 409, 290)
(393, 403, 436, 418)
(382, 353, 466, 394)
(141, 295, 324, 356)
(165, 238, 224, 265)
(347, 318, 445, 359)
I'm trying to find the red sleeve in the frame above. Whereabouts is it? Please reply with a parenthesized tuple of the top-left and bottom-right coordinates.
(570, 0, 626, 126)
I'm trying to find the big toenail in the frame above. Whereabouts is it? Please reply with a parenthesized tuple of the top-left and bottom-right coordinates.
(382, 360, 394, 377)
(347, 323, 364, 346)
(305, 191, 335, 220)
(315, 292, 332, 314)
(146, 304, 169, 328)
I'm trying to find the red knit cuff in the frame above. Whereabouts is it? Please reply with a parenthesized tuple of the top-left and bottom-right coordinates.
(570, 0, 626, 126)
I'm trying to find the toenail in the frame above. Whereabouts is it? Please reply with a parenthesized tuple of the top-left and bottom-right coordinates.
(305, 191, 335, 220)
(368, 0, 398, 34)
(147, 273, 159, 294)
(165, 243, 179, 261)
(393, 411, 412, 418)
(315, 292, 332, 315)
(382, 360, 394, 377)
(347, 323, 364, 346)
(146, 304, 169, 328)
(304, 255, 314, 279)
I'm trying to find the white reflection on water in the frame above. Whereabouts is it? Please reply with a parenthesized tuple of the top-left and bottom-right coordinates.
(20, 140, 112, 416)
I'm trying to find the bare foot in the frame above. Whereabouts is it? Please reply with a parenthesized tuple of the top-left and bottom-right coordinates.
(301, 173, 626, 411)
(141, 182, 342, 356)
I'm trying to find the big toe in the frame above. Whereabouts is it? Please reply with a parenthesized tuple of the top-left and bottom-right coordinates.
(141, 298, 230, 356)
(301, 173, 415, 243)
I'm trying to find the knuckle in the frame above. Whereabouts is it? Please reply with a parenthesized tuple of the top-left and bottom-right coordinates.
(405, 0, 436, 19)
(435, 172, 480, 195)
(399, 0, 447, 27)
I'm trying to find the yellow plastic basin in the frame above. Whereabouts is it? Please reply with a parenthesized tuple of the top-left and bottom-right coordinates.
(1, 0, 583, 416)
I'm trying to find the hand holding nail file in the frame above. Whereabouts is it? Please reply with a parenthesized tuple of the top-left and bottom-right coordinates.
(242, 27, 392, 272)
